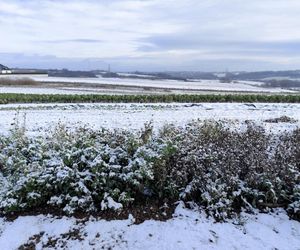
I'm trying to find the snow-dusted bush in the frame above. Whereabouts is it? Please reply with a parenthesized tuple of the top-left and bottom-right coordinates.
(0, 122, 299, 220)
(0, 125, 159, 214)
(274, 129, 300, 220)
(157, 122, 300, 220)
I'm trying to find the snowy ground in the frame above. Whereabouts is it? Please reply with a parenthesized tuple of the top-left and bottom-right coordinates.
(0, 203, 299, 250)
(0, 103, 299, 136)
(0, 86, 160, 95)
(0, 86, 109, 95)
(0, 74, 297, 93)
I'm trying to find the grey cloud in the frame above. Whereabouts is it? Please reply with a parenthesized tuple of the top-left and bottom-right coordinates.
(0, 53, 107, 70)
(138, 34, 300, 56)
(1, 0, 300, 71)
(41, 39, 103, 44)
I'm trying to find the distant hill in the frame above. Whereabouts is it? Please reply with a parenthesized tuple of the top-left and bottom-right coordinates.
(229, 70, 300, 81)
(160, 70, 300, 81)
(48, 69, 97, 78)
(0, 64, 9, 70)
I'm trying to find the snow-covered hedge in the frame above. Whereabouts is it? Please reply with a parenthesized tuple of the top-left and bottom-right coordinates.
(0, 122, 299, 220)
(162, 122, 300, 220)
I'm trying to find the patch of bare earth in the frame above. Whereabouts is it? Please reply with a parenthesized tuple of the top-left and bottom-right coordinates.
(264, 115, 297, 123)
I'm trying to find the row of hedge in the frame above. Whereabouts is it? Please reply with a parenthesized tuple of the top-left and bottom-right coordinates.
(0, 122, 299, 221)
(0, 93, 300, 104)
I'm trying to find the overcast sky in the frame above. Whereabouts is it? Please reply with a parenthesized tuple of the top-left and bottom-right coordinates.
(1, 0, 300, 71)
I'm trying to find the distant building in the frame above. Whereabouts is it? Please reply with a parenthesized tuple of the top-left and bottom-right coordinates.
(0, 64, 48, 75)
(1, 70, 12, 74)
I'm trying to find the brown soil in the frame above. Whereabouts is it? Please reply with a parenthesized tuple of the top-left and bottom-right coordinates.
(2, 200, 176, 225)
(264, 116, 297, 123)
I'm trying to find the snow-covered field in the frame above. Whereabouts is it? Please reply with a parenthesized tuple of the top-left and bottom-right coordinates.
(0, 203, 299, 250)
(0, 74, 297, 93)
(0, 103, 299, 136)
(0, 86, 106, 95)
(0, 86, 155, 95)
(1, 102, 299, 249)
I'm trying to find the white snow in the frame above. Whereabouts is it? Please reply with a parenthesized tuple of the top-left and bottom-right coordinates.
(0, 204, 299, 249)
(0, 103, 299, 136)
(0, 86, 102, 95)
(238, 80, 265, 86)
(0, 74, 297, 93)
(101, 193, 123, 211)
(117, 72, 155, 78)
(0, 86, 172, 95)
(214, 73, 227, 78)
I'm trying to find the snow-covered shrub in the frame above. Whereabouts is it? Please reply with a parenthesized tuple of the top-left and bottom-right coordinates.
(274, 129, 300, 220)
(0, 122, 299, 220)
(156, 122, 299, 220)
(0, 125, 159, 214)
(288, 185, 300, 220)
